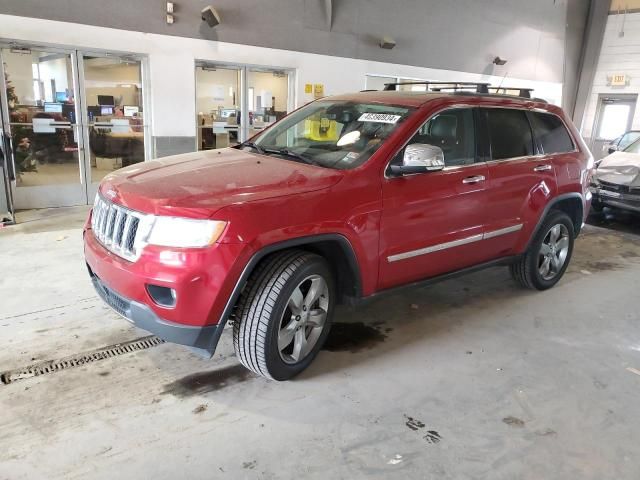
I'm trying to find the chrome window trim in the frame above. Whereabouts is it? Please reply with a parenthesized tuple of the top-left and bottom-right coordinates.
(384, 103, 578, 180)
(387, 223, 523, 263)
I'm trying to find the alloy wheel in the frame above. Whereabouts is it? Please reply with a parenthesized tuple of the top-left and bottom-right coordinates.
(538, 224, 570, 281)
(278, 274, 329, 364)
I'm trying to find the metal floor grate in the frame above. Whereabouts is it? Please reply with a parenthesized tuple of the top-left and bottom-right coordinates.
(0, 335, 165, 384)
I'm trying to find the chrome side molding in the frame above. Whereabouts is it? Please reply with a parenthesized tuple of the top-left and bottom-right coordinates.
(387, 223, 523, 263)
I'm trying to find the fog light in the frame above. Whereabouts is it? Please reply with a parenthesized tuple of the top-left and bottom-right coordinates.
(146, 284, 176, 308)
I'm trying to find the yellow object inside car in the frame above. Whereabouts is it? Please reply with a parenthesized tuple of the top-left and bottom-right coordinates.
(303, 117, 340, 141)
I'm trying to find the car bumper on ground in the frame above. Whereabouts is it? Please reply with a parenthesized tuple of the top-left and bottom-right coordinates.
(84, 228, 248, 356)
(590, 186, 640, 213)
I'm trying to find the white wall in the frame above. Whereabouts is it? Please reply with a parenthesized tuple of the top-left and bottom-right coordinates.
(582, 12, 640, 140)
(1, 14, 563, 143)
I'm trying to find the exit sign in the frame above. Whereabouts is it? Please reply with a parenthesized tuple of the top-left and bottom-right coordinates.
(611, 74, 627, 86)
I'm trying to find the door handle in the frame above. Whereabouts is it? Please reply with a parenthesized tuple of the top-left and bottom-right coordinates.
(462, 175, 485, 184)
(533, 164, 552, 172)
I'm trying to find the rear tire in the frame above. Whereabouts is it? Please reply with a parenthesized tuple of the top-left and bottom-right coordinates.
(232, 250, 335, 380)
(510, 210, 574, 290)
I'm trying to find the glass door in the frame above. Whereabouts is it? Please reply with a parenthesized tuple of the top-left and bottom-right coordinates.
(79, 53, 148, 199)
(246, 68, 292, 141)
(591, 94, 638, 160)
(195, 63, 241, 150)
(1, 45, 86, 209)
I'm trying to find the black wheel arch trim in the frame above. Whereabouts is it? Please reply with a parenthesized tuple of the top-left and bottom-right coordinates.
(218, 233, 363, 326)
(524, 192, 584, 251)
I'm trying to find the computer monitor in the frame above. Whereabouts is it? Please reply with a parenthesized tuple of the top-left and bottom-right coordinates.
(97, 95, 115, 106)
(62, 104, 75, 122)
(55, 91, 68, 102)
(44, 102, 63, 114)
(100, 106, 114, 116)
(87, 106, 101, 119)
(220, 108, 236, 119)
(123, 105, 140, 117)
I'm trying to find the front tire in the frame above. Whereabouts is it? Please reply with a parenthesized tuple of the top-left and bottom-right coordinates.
(510, 210, 575, 290)
(232, 250, 335, 380)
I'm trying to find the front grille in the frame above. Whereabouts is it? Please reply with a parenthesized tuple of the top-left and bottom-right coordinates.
(599, 180, 630, 194)
(91, 194, 151, 262)
(91, 271, 132, 318)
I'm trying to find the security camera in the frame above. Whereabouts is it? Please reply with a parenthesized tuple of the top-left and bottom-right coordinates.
(493, 56, 507, 66)
(201, 6, 221, 28)
(379, 36, 396, 50)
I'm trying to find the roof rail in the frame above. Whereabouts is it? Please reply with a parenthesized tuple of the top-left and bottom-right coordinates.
(488, 87, 533, 99)
(383, 81, 490, 93)
(381, 81, 538, 100)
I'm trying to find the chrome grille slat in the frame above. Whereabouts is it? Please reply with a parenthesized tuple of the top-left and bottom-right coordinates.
(91, 195, 150, 262)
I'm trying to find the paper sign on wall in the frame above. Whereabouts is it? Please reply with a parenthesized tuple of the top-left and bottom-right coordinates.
(314, 84, 324, 98)
(212, 85, 226, 101)
(261, 91, 273, 108)
(305, 83, 313, 94)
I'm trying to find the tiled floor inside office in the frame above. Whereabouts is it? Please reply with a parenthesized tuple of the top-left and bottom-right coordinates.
(1, 207, 640, 479)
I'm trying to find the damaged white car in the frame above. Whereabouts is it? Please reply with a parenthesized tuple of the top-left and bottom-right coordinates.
(591, 138, 640, 213)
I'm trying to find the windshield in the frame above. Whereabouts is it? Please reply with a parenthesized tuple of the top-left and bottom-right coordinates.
(624, 137, 640, 154)
(243, 100, 415, 169)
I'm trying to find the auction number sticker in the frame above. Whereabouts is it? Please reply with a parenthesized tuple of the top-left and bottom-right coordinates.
(358, 113, 401, 124)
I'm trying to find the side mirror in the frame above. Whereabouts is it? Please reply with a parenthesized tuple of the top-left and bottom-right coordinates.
(390, 143, 445, 175)
(607, 144, 618, 154)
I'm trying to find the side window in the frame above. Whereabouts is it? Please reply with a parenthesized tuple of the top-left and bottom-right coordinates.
(485, 108, 534, 160)
(529, 111, 574, 154)
(402, 108, 476, 167)
(619, 132, 640, 150)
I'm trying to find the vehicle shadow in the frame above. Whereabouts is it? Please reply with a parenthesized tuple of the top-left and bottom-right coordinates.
(300, 223, 640, 380)
(587, 208, 640, 236)
(300, 264, 536, 379)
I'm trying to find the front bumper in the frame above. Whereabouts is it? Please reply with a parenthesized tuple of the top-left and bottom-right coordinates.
(590, 186, 640, 213)
(89, 267, 225, 356)
(84, 224, 250, 357)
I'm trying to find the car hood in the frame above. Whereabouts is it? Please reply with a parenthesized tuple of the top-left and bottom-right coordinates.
(99, 148, 343, 217)
(595, 151, 640, 187)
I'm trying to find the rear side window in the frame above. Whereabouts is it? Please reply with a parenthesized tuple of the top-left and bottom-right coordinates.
(485, 108, 534, 160)
(529, 112, 574, 154)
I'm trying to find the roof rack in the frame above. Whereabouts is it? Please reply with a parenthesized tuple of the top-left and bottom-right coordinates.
(383, 81, 490, 93)
(488, 87, 533, 99)
(381, 81, 538, 100)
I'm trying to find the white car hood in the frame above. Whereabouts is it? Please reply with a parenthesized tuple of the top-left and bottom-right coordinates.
(595, 151, 640, 187)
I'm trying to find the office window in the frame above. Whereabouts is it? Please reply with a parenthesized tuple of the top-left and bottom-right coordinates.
(529, 112, 574, 154)
(485, 108, 533, 160)
(404, 108, 476, 167)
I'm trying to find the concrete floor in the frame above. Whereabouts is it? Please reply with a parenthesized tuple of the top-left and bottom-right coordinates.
(1, 207, 640, 479)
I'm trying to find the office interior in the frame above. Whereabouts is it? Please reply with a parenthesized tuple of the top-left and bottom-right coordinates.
(2, 47, 146, 194)
(195, 63, 291, 150)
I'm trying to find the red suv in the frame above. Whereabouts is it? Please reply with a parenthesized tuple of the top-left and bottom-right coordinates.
(84, 84, 593, 380)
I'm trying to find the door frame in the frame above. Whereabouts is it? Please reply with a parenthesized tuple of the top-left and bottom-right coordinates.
(591, 93, 638, 148)
(194, 59, 296, 150)
(0, 38, 151, 208)
(77, 50, 152, 202)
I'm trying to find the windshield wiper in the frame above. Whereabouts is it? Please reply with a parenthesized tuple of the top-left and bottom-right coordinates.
(239, 141, 265, 154)
(263, 147, 315, 165)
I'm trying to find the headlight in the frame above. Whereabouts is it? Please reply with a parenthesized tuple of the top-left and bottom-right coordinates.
(146, 217, 227, 248)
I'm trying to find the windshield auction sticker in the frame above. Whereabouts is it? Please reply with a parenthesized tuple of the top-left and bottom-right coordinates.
(358, 113, 401, 124)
